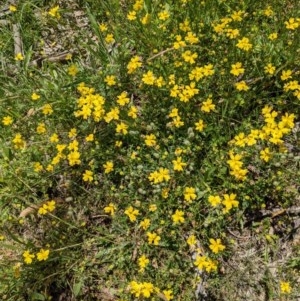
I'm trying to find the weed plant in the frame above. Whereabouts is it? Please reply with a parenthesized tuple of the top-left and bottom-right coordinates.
(0, 0, 299, 300)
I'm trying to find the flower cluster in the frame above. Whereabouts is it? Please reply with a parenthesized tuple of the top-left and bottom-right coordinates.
(23, 249, 50, 264)
(208, 193, 239, 214)
(38, 200, 56, 215)
(1, 1, 298, 299)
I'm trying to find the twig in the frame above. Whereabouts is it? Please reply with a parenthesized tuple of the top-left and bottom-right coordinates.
(30, 51, 73, 67)
(147, 48, 173, 62)
(226, 228, 251, 240)
(244, 206, 300, 227)
(12, 23, 23, 56)
(261, 206, 300, 218)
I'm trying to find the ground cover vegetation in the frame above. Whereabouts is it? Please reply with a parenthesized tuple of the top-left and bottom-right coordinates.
(0, 0, 299, 300)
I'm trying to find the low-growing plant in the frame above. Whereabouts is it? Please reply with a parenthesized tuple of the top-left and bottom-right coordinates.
(0, 0, 299, 300)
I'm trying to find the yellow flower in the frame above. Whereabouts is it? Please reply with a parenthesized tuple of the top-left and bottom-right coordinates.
(2, 116, 13, 125)
(260, 148, 271, 162)
(280, 70, 292, 81)
(208, 195, 221, 207)
(46, 164, 53, 172)
(116, 122, 128, 135)
(209, 238, 225, 253)
(173, 35, 186, 49)
(115, 140, 122, 147)
(201, 98, 215, 112)
(142, 70, 156, 85)
(280, 281, 291, 294)
(236, 37, 252, 51)
(56, 144, 66, 153)
(185, 31, 199, 44)
(103, 161, 114, 173)
(172, 156, 186, 171)
(104, 107, 120, 123)
(31, 92, 40, 101)
(68, 64, 79, 76)
(162, 290, 174, 301)
(233, 132, 246, 147)
(182, 50, 198, 64)
(139, 218, 151, 230)
(179, 19, 191, 31)
(124, 206, 139, 222)
(48, 5, 60, 18)
(127, 11, 137, 21)
(168, 108, 179, 118)
(67, 151, 81, 166)
(133, 0, 143, 11)
(9, 5, 17, 12)
(46, 200, 56, 212)
(222, 193, 239, 213)
(283, 80, 300, 92)
(34, 162, 43, 172)
(155, 76, 165, 87)
(148, 168, 170, 184)
(230, 62, 244, 76)
(127, 56, 142, 74)
(138, 255, 149, 272)
(195, 119, 205, 131)
(141, 13, 150, 25)
(105, 33, 115, 44)
(264, 63, 276, 75)
(194, 255, 217, 273)
(205, 258, 218, 272)
(172, 209, 185, 224)
(128, 106, 138, 119)
(231, 10, 244, 21)
(42, 104, 53, 115)
(85, 134, 94, 142)
(161, 188, 169, 199)
(36, 249, 50, 261)
(149, 204, 157, 212)
(144, 134, 157, 147)
(15, 53, 24, 61)
(129, 281, 155, 298)
(187, 234, 197, 247)
(23, 250, 35, 264)
(226, 28, 240, 39)
(235, 81, 249, 91)
(285, 18, 299, 30)
(264, 5, 274, 17)
(104, 203, 116, 216)
(12, 133, 25, 149)
(104, 75, 116, 86)
(194, 255, 209, 271)
(65, 53, 72, 60)
(36, 123, 46, 134)
(175, 147, 183, 156)
(158, 10, 170, 21)
(184, 187, 197, 203)
(83, 170, 93, 182)
(146, 232, 161, 245)
(99, 23, 108, 32)
(38, 204, 48, 215)
(203, 64, 215, 76)
(268, 33, 278, 40)
(116, 91, 130, 106)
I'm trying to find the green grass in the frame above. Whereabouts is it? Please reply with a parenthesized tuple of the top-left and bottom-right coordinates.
(0, 0, 299, 300)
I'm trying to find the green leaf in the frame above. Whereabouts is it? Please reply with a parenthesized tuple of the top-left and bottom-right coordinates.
(73, 281, 83, 297)
(31, 292, 45, 301)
